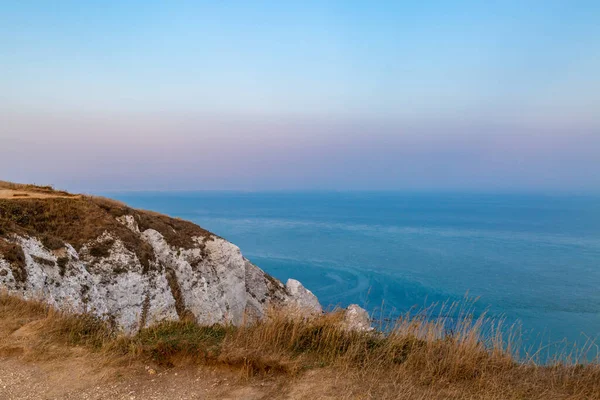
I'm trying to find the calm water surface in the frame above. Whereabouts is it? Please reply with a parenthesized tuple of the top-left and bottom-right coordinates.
(107, 191, 600, 354)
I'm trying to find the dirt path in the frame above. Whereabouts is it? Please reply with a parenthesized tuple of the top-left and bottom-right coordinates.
(0, 356, 347, 400)
(0, 357, 278, 400)
(0, 189, 80, 200)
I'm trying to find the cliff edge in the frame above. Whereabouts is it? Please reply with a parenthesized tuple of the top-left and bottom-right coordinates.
(0, 181, 321, 333)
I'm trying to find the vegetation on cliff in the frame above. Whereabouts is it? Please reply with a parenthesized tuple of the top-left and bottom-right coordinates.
(0, 181, 320, 333)
(1, 292, 599, 399)
(0, 181, 212, 272)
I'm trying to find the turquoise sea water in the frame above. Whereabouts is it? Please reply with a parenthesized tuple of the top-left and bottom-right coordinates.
(108, 192, 600, 355)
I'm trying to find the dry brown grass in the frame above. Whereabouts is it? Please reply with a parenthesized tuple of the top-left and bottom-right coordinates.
(0, 181, 212, 254)
(1, 292, 598, 399)
(0, 196, 157, 271)
(0, 181, 76, 198)
(0, 194, 217, 278)
(84, 194, 215, 247)
(0, 238, 26, 283)
(0, 181, 73, 196)
(0, 192, 212, 262)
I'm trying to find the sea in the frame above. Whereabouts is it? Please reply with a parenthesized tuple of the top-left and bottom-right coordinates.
(106, 191, 600, 358)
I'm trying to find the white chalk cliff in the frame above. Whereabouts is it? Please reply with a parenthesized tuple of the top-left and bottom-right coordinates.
(0, 206, 322, 333)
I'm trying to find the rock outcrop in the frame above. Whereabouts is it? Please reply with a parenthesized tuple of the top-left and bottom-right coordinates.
(342, 304, 373, 332)
(285, 279, 323, 314)
(0, 190, 321, 333)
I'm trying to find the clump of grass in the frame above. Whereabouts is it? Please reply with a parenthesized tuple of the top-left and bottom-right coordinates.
(88, 239, 115, 258)
(40, 311, 113, 349)
(111, 321, 230, 366)
(0, 291, 50, 321)
(31, 255, 55, 267)
(218, 304, 517, 379)
(0, 292, 112, 352)
(40, 234, 65, 250)
(84, 195, 128, 210)
(0, 238, 27, 283)
(56, 257, 68, 276)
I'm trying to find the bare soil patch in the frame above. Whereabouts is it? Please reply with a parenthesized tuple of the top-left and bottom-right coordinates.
(0, 189, 80, 200)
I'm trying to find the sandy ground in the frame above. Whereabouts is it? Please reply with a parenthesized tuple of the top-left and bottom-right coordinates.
(0, 358, 291, 400)
(0, 356, 351, 400)
(0, 189, 80, 200)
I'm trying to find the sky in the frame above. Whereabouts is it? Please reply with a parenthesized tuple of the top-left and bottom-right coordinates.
(1, 1, 600, 192)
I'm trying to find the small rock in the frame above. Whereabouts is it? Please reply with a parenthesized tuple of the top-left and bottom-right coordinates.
(343, 304, 373, 332)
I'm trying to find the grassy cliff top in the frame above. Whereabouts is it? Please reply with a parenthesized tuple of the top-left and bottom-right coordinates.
(0, 180, 77, 198)
(0, 181, 214, 270)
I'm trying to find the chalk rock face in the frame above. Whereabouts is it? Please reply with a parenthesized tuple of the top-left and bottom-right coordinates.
(343, 304, 373, 332)
(0, 210, 322, 333)
(285, 278, 322, 314)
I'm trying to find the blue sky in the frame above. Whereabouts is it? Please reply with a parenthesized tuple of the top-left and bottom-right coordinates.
(1, 1, 599, 191)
